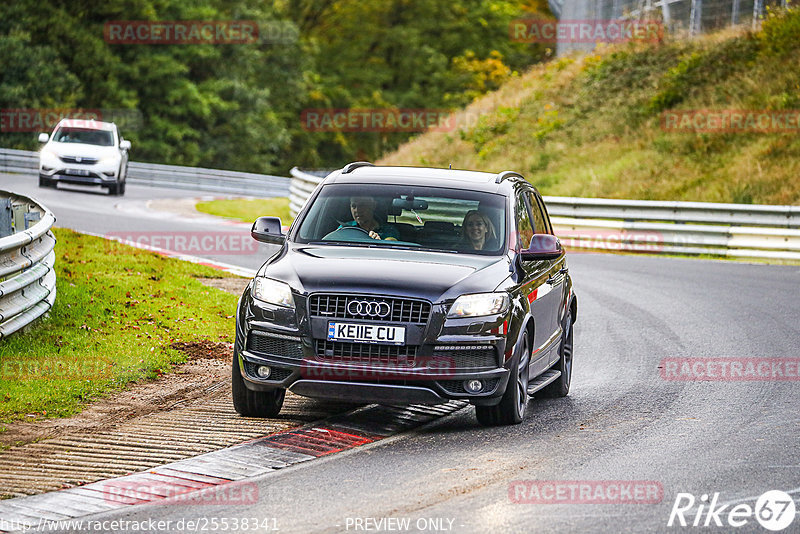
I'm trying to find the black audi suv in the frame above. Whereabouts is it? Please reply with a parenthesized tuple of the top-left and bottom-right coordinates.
(233, 163, 577, 425)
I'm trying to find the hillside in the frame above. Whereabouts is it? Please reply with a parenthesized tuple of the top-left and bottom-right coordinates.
(379, 10, 800, 205)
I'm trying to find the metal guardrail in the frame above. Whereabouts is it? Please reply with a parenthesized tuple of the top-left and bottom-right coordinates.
(0, 148, 290, 197)
(0, 190, 57, 339)
(289, 167, 800, 261)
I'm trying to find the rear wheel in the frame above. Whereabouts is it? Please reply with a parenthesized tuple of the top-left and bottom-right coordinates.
(476, 331, 530, 426)
(232, 348, 285, 417)
(541, 311, 573, 398)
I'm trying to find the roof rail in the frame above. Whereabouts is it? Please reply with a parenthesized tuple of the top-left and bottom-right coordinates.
(341, 161, 375, 174)
(495, 170, 524, 184)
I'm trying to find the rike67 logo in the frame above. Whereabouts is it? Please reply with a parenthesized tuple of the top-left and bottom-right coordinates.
(668, 490, 796, 531)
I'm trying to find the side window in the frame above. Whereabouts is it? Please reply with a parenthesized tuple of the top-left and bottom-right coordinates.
(515, 193, 534, 250)
(528, 192, 549, 234)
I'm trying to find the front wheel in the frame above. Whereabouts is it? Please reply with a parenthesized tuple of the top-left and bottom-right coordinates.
(232, 350, 285, 417)
(541, 311, 573, 398)
(476, 331, 530, 426)
(38, 176, 53, 188)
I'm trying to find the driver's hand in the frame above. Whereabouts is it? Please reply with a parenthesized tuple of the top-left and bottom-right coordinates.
(369, 231, 381, 239)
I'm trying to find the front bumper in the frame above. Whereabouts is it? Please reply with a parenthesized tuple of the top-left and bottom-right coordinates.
(40, 170, 119, 185)
(238, 345, 512, 406)
(39, 156, 120, 185)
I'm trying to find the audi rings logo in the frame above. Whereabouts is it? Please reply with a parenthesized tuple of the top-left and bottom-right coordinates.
(347, 300, 391, 318)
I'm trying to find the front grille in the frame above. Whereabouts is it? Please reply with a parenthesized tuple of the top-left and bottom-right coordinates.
(315, 340, 417, 366)
(59, 156, 98, 165)
(247, 332, 304, 359)
(243, 361, 292, 381)
(433, 346, 497, 369)
(438, 378, 500, 395)
(309, 294, 431, 324)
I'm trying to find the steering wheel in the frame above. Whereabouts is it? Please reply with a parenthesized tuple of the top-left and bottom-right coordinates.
(322, 226, 376, 241)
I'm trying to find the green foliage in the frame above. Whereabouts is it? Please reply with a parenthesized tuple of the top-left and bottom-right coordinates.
(760, 6, 800, 55)
(460, 106, 520, 154)
(379, 8, 800, 206)
(0, 0, 550, 173)
(195, 197, 293, 224)
(0, 228, 239, 423)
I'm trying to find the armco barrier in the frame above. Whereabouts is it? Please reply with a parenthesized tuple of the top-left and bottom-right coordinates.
(0, 148, 290, 197)
(0, 190, 57, 339)
(289, 167, 800, 261)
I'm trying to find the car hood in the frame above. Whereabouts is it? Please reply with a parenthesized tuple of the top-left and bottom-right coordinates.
(259, 244, 512, 303)
(48, 142, 119, 158)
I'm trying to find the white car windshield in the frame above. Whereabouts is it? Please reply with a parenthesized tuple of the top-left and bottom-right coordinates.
(295, 183, 507, 255)
(53, 127, 114, 147)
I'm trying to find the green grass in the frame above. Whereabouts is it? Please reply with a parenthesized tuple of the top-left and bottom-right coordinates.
(0, 228, 240, 425)
(380, 9, 800, 206)
(195, 197, 293, 225)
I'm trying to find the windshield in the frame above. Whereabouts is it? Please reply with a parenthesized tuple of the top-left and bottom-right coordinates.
(295, 183, 507, 255)
(53, 127, 115, 146)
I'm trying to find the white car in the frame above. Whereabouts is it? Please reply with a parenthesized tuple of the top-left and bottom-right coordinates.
(38, 119, 131, 196)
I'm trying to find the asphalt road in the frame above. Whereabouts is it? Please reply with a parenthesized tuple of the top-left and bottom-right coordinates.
(0, 173, 277, 271)
(6, 174, 799, 533)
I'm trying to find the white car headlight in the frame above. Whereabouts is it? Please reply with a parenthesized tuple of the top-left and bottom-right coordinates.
(40, 148, 59, 162)
(252, 277, 295, 308)
(448, 292, 509, 318)
(99, 155, 120, 166)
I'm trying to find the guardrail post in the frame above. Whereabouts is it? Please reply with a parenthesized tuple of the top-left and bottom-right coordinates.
(11, 203, 27, 233)
(25, 211, 41, 229)
(0, 199, 11, 238)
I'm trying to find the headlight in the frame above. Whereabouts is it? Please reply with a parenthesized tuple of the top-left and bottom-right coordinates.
(99, 155, 120, 166)
(252, 277, 294, 308)
(448, 292, 509, 318)
(40, 148, 59, 162)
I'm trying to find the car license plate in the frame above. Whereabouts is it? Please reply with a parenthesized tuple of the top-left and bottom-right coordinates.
(327, 322, 405, 345)
(67, 168, 90, 176)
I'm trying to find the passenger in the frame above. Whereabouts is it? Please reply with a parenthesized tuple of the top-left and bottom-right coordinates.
(460, 210, 497, 250)
(340, 196, 400, 240)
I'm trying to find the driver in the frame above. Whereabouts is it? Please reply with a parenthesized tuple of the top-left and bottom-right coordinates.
(339, 196, 400, 240)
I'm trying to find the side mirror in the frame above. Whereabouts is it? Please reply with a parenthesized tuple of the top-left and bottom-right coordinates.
(251, 216, 285, 245)
(38, 133, 49, 143)
(520, 234, 563, 261)
(120, 140, 131, 150)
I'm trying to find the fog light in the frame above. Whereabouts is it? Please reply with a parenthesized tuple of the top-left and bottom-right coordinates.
(464, 379, 483, 393)
(256, 365, 272, 379)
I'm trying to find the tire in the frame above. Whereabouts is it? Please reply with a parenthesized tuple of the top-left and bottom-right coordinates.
(231, 349, 285, 417)
(117, 179, 126, 196)
(541, 310, 573, 398)
(108, 182, 118, 195)
(476, 331, 530, 426)
(38, 176, 52, 188)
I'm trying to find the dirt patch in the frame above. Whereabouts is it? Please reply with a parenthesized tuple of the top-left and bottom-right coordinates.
(0, 280, 244, 449)
(0, 343, 233, 449)
(171, 339, 233, 361)
(197, 277, 250, 295)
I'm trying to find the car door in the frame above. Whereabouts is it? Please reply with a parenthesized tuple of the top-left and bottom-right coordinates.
(530, 191, 567, 366)
(514, 189, 557, 376)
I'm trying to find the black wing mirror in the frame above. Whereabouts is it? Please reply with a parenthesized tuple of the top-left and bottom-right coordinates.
(520, 234, 563, 261)
(251, 216, 285, 245)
